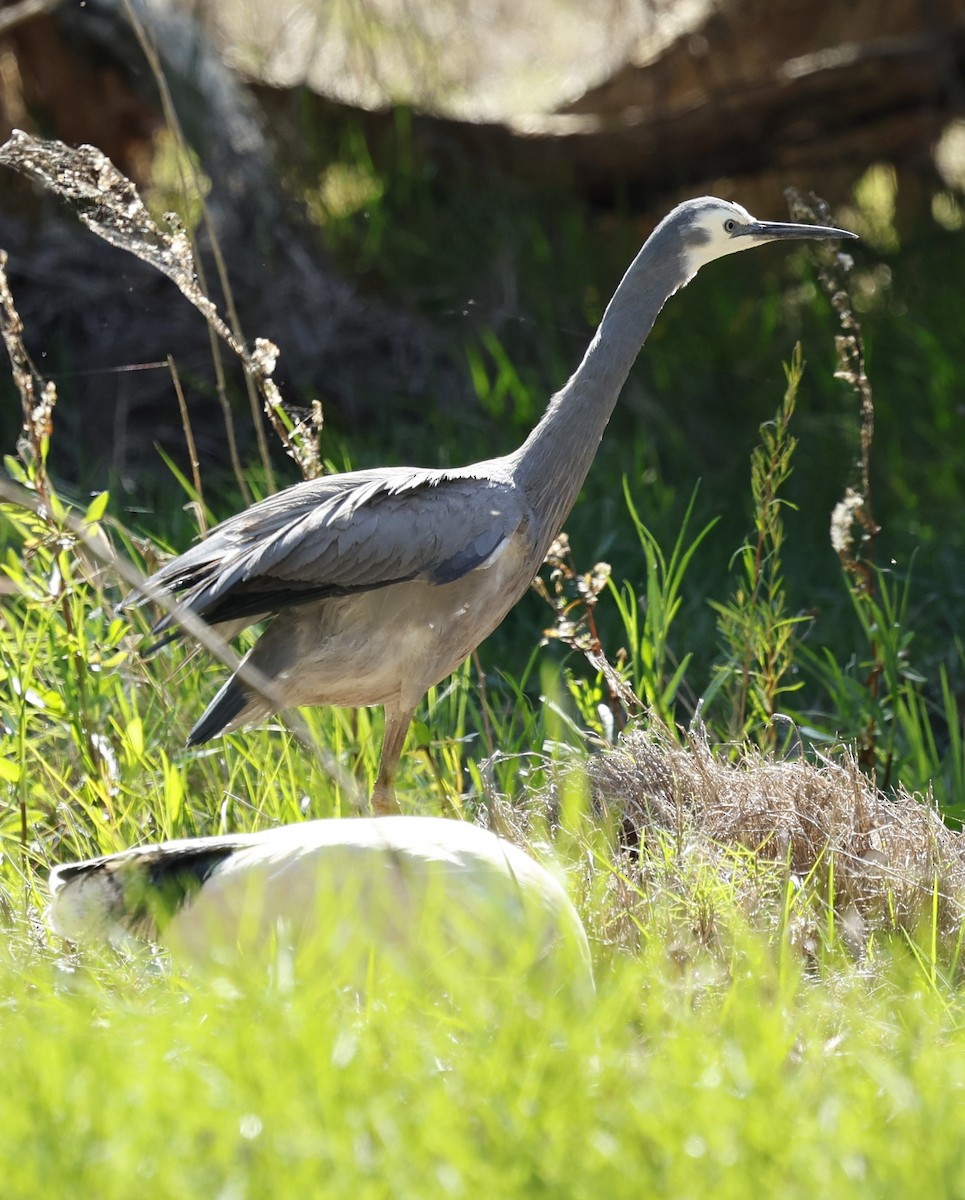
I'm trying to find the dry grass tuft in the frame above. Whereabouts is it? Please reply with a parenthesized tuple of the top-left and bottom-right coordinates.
(582, 726, 965, 956)
(504, 726, 965, 967)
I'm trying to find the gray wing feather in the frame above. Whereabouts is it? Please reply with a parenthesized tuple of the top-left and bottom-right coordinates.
(132, 465, 530, 636)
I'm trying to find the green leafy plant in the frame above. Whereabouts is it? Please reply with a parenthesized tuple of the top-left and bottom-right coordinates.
(707, 344, 809, 746)
(609, 484, 717, 729)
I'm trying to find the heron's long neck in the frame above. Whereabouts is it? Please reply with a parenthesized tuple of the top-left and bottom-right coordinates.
(511, 227, 685, 548)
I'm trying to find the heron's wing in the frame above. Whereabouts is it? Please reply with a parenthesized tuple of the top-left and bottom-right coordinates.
(133, 465, 532, 637)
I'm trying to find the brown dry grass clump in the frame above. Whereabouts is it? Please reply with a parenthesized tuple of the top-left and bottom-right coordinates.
(592, 726, 965, 955)
(521, 726, 965, 966)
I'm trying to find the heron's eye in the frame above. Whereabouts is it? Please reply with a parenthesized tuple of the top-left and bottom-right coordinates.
(723, 218, 737, 234)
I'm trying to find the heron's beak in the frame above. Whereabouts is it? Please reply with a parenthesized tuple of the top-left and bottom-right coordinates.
(740, 220, 858, 243)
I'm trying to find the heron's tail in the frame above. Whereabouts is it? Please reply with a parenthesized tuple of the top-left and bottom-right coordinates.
(188, 675, 265, 746)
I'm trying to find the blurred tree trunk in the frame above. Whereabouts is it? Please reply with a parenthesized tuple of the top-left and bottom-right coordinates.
(1, 0, 962, 481)
(0, 0, 464, 484)
(544, 0, 964, 209)
(254, 0, 964, 215)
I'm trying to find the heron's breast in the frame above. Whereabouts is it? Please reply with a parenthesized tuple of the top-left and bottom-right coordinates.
(279, 531, 536, 708)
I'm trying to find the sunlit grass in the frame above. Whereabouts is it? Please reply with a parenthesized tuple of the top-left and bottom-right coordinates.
(4, 461, 965, 1193)
(3, 920, 965, 1198)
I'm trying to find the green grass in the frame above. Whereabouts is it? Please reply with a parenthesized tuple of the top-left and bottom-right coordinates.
(3, 451, 965, 1194)
(3, 917, 965, 1197)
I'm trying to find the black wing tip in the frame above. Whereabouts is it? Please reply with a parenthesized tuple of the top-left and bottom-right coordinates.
(129, 843, 239, 938)
(187, 681, 251, 747)
(186, 715, 221, 747)
(143, 627, 181, 656)
(142, 844, 237, 897)
(50, 843, 240, 942)
(49, 856, 114, 888)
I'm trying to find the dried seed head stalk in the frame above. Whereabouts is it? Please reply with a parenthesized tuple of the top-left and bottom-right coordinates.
(0, 248, 56, 501)
(0, 130, 323, 480)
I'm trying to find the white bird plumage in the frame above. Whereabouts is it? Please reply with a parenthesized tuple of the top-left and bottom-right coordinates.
(48, 816, 594, 1000)
(128, 197, 856, 809)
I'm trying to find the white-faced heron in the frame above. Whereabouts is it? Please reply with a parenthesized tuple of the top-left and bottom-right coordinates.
(130, 197, 856, 810)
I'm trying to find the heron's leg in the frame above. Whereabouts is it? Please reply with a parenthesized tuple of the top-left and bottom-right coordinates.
(371, 703, 414, 814)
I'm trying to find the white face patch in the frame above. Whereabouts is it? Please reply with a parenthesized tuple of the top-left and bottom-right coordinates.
(679, 200, 758, 278)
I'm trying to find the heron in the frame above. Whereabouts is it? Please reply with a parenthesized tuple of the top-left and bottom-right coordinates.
(130, 197, 855, 810)
(47, 816, 594, 1001)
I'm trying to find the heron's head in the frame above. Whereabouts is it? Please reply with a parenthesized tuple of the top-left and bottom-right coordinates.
(672, 197, 857, 279)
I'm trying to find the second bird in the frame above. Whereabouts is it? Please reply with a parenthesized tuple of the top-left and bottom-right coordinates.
(131, 197, 856, 810)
